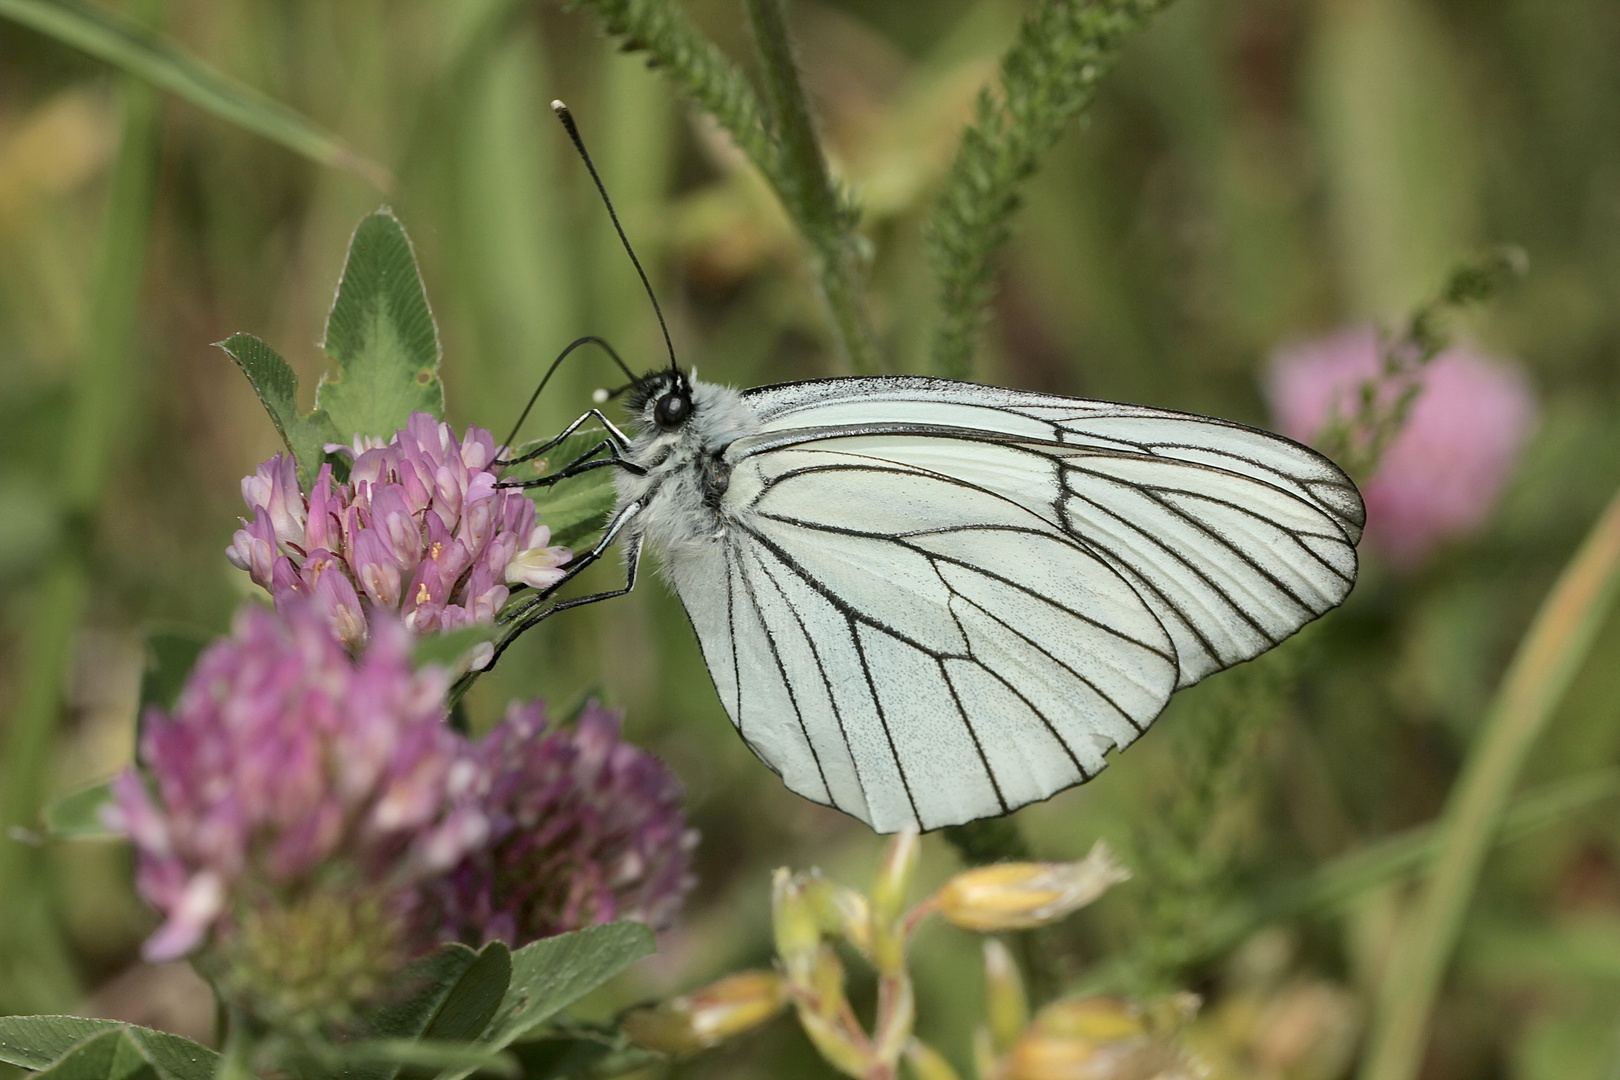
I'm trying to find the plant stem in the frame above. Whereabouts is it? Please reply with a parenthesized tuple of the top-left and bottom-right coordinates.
(217, 1012, 257, 1080)
(744, 0, 879, 374)
(0, 0, 163, 1011)
(1359, 487, 1620, 1080)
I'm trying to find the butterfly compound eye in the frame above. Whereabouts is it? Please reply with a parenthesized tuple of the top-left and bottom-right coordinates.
(654, 390, 692, 430)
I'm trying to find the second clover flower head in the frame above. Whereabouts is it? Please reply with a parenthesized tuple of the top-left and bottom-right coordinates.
(436, 700, 698, 947)
(227, 413, 572, 648)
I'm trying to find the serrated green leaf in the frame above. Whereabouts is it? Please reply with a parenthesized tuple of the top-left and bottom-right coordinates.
(216, 333, 343, 491)
(43, 781, 116, 840)
(317, 210, 445, 440)
(507, 429, 616, 478)
(106, 1030, 215, 1080)
(32, 1029, 154, 1080)
(352, 947, 477, 1080)
(422, 943, 513, 1045)
(0, 0, 389, 188)
(0, 1016, 116, 1070)
(366, 945, 480, 1039)
(508, 428, 619, 551)
(476, 928, 652, 1066)
(500, 925, 654, 1037)
(0, 1018, 217, 1080)
(440, 924, 656, 1080)
(528, 482, 615, 552)
(354, 943, 512, 1080)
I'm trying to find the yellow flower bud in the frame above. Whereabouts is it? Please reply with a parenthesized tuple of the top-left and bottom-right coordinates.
(798, 872, 873, 957)
(779, 943, 874, 1078)
(830, 885, 873, 958)
(1004, 997, 1204, 1080)
(871, 826, 921, 924)
(808, 944, 849, 1020)
(974, 1027, 1000, 1080)
(798, 1012, 875, 1078)
(984, 938, 1030, 1051)
(1031, 998, 1147, 1042)
(773, 867, 823, 979)
(936, 842, 1129, 932)
(1005, 1036, 1195, 1080)
(622, 970, 788, 1055)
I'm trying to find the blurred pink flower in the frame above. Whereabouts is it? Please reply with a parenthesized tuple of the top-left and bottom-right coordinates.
(108, 603, 485, 967)
(1265, 325, 1536, 569)
(226, 414, 571, 650)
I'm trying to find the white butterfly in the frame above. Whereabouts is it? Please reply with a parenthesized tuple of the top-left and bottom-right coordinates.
(495, 368, 1363, 833)
(493, 101, 1364, 833)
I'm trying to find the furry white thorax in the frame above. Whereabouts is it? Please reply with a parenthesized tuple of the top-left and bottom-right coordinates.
(614, 375, 761, 560)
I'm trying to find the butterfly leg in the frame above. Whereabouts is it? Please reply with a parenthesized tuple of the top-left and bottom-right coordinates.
(495, 439, 646, 489)
(500, 500, 642, 621)
(496, 408, 632, 468)
(450, 531, 641, 703)
(484, 525, 644, 672)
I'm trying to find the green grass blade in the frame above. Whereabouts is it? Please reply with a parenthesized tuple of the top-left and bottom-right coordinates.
(0, 0, 390, 190)
(1360, 487, 1620, 1080)
(1198, 768, 1620, 964)
(0, 16, 164, 1010)
(1077, 767, 1620, 996)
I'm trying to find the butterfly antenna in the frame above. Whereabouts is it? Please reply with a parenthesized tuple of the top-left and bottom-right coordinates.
(502, 335, 635, 453)
(552, 100, 679, 374)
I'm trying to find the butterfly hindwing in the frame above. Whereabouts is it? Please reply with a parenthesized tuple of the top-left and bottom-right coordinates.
(672, 445, 1180, 831)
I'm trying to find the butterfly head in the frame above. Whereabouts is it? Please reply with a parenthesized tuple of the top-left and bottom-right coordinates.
(625, 369, 696, 433)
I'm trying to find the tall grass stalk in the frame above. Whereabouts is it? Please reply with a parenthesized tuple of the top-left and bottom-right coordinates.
(1360, 486, 1620, 1080)
(567, 0, 879, 372)
(1122, 651, 1288, 989)
(926, 0, 1174, 378)
(743, 0, 878, 374)
(0, 0, 164, 1011)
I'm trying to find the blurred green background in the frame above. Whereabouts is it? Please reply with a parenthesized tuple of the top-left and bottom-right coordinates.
(2, 0, 1620, 1077)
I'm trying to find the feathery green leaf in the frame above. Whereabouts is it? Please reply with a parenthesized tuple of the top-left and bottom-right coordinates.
(926, 0, 1175, 377)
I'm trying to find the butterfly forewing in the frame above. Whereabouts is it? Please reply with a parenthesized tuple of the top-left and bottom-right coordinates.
(737, 378, 1362, 689)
